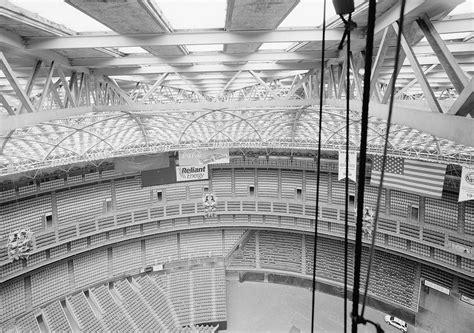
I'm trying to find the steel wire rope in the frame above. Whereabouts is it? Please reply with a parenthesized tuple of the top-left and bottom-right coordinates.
(310, 0, 327, 331)
(343, 12, 352, 333)
(351, 0, 377, 331)
(361, 0, 407, 318)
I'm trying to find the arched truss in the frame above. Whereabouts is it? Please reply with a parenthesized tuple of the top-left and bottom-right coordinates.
(0, 0, 473, 176)
(0, 105, 472, 176)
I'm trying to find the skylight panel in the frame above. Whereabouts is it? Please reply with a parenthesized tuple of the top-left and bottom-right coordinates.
(449, 0, 474, 15)
(259, 42, 295, 51)
(279, 0, 336, 28)
(117, 47, 150, 55)
(156, 0, 226, 30)
(186, 44, 223, 52)
(9, 0, 112, 32)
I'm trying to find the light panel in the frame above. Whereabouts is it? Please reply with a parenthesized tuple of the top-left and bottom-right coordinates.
(8, 0, 112, 32)
(186, 44, 224, 52)
(449, 0, 474, 15)
(259, 42, 295, 51)
(279, 0, 336, 28)
(156, 0, 226, 30)
(117, 47, 150, 54)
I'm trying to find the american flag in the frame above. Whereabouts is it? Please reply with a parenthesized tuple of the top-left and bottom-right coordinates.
(370, 155, 446, 198)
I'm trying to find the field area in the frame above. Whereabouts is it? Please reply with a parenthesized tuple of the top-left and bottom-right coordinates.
(223, 280, 474, 333)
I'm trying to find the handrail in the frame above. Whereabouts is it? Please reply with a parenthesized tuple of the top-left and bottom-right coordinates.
(1, 198, 472, 284)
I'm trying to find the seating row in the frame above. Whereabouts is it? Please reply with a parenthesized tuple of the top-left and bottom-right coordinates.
(229, 230, 419, 311)
(1, 167, 468, 245)
(1, 230, 240, 323)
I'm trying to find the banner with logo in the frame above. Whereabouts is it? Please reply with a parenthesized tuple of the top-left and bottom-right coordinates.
(176, 165, 209, 182)
(461, 295, 474, 306)
(338, 151, 357, 182)
(424, 280, 450, 295)
(458, 166, 474, 202)
(115, 153, 169, 172)
(179, 148, 229, 166)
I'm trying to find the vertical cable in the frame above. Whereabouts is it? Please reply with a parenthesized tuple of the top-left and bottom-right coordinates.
(311, 0, 326, 331)
(351, 0, 377, 332)
(361, 0, 406, 317)
(343, 13, 352, 333)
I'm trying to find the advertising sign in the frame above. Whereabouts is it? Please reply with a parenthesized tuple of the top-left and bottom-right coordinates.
(338, 151, 357, 182)
(176, 165, 209, 182)
(461, 295, 474, 306)
(179, 148, 229, 166)
(424, 280, 450, 295)
(141, 159, 176, 187)
(458, 166, 474, 202)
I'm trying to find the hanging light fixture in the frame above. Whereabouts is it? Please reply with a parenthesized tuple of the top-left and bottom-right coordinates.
(332, 0, 355, 15)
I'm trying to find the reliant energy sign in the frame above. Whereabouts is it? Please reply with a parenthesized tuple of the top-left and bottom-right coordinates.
(176, 165, 209, 182)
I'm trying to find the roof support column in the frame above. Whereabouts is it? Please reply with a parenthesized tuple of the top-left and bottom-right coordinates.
(0, 52, 36, 113)
(394, 22, 442, 113)
(395, 64, 437, 98)
(370, 26, 394, 98)
(447, 78, 474, 116)
(57, 66, 76, 108)
(18, 60, 42, 113)
(0, 94, 14, 115)
(37, 61, 56, 111)
(140, 73, 169, 102)
(249, 70, 281, 100)
(416, 14, 469, 94)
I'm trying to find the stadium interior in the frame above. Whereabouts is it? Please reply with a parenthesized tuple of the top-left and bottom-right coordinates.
(0, 0, 473, 332)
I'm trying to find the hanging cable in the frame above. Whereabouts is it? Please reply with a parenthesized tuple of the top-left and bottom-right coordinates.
(351, 0, 377, 332)
(311, 0, 327, 331)
(361, 0, 407, 318)
(343, 12, 353, 333)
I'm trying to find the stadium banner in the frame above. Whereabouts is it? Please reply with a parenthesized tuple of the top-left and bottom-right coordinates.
(176, 165, 209, 182)
(458, 166, 474, 202)
(179, 148, 229, 166)
(338, 151, 357, 182)
(461, 295, 474, 306)
(141, 159, 176, 187)
(115, 153, 169, 172)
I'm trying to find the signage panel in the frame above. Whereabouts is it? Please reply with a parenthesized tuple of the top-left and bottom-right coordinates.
(180, 148, 229, 166)
(176, 165, 209, 182)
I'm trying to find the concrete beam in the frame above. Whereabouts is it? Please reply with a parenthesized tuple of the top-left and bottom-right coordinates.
(71, 51, 336, 67)
(374, 0, 425, 35)
(25, 29, 361, 50)
(432, 14, 474, 34)
(91, 62, 319, 76)
(0, 27, 74, 70)
(0, 106, 93, 133)
(326, 99, 474, 147)
(0, 99, 321, 132)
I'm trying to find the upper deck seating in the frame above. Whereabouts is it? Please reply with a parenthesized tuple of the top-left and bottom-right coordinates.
(56, 183, 110, 225)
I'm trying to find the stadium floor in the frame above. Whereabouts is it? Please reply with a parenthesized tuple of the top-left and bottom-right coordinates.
(223, 280, 474, 333)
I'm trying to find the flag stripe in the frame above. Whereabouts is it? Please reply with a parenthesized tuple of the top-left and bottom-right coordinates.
(371, 177, 444, 193)
(370, 156, 446, 198)
(371, 175, 444, 191)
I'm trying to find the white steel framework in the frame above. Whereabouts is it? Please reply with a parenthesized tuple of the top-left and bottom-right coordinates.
(0, 0, 473, 176)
